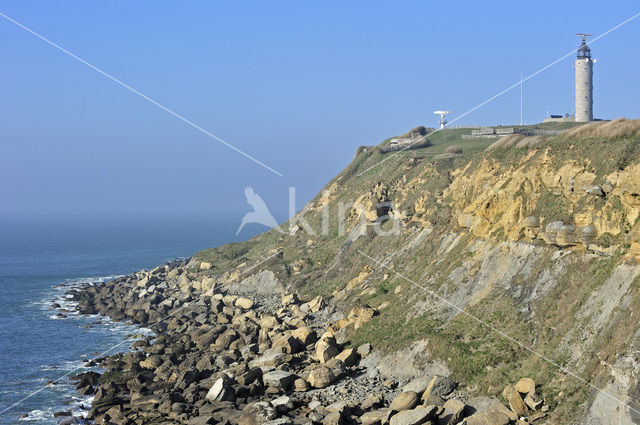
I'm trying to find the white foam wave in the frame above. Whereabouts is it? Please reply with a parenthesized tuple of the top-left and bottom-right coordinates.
(40, 274, 124, 318)
(69, 395, 93, 417)
(41, 359, 86, 372)
(62, 274, 123, 286)
(18, 273, 135, 423)
(18, 408, 52, 421)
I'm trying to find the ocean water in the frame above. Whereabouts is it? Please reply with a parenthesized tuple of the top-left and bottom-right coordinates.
(0, 215, 252, 424)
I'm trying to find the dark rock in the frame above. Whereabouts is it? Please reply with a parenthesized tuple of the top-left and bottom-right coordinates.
(77, 384, 95, 395)
(186, 414, 214, 425)
(421, 376, 457, 401)
(263, 370, 297, 390)
(271, 395, 297, 413)
(237, 368, 263, 386)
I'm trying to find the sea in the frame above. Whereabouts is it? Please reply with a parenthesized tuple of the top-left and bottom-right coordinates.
(0, 215, 256, 424)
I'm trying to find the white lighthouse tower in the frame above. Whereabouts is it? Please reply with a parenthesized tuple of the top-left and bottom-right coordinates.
(575, 33, 594, 122)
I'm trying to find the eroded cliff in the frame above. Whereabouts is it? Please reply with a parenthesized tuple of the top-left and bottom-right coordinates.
(186, 119, 640, 424)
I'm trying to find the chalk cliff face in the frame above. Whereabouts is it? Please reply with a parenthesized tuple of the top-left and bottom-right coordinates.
(191, 120, 640, 424)
(440, 151, 640, 256)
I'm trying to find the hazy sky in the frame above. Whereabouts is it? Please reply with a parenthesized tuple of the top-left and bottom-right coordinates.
(1, 1, 639, 224)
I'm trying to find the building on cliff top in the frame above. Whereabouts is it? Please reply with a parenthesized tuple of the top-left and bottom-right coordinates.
(545, 34, 597, 123)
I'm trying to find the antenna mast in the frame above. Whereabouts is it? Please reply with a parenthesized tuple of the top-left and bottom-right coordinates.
(576, 33, 593, 43)
(520, 71, 523, 125)
(434, 110, 452, 130)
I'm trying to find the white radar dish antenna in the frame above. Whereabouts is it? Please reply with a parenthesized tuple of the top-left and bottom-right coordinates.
(434, 110, 452, 129)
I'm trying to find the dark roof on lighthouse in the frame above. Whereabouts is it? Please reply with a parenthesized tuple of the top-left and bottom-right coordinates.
(577, 39, 591, 59)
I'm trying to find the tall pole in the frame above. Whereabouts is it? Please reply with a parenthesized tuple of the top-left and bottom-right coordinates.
(520, 71, 523, 125)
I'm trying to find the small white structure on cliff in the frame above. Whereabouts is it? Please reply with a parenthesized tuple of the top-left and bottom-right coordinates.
(434, 110, 452, 129)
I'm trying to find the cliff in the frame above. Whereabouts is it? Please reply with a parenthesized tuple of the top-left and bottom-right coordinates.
(188, 118, 640, 424)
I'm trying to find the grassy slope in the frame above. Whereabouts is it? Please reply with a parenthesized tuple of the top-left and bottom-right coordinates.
(194, 121, 640, 423)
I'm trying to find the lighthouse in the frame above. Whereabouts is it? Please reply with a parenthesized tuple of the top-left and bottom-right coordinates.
(575, 34, 594, 122)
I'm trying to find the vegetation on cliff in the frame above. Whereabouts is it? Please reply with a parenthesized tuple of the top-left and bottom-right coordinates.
(193, 119, 640, 424)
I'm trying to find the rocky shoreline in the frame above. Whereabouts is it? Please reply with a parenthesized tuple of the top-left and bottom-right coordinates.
(52, 259, 551, 425)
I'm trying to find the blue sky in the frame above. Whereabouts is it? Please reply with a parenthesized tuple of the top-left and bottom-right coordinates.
(0, 1, 638, 228)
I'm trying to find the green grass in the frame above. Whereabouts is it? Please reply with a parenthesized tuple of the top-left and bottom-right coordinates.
(99, 370, 127, 384)
(546, 135, 640, 178)
(185, 120, 640, 424)
(533, 191, 574, 225)
(426, 128, 474, 145)
(595, 232, 617, 248)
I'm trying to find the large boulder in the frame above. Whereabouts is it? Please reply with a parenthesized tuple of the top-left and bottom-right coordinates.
(248, 348, 293, 369)
(389, 406, 437, 425)
(335, 348, 359, 367)
(439, 399, 467, 424)
(235, 297, 254, 310)
(307, 359, 346, 389)
(401, 377, 432, 394)
(389, 391, 419, 412)
(305, 296, 324, 313)
(281, 293, 299, 306)
(421, 376, 457, 401)
(360, 409, 392, 425)
(237, 401, 277, 425)
(485, 401, 517, 423)
(307, 366, 336, 389)
(222, 295, 238, 307)
(259, 315, 279, 330)
(194, 329, 221, 351)
(273, 334, 300, 354)
(524, 392, 543, 411)
(463, 414, 490, 425)
(237, 368, 263, 386)
(201, 277, 216, 292)
(186, 415, 214, 425)
(502, 384, 526, 416)
(205, 377, 235, 402)
(326, 400, 350, 415)
(262, 370, 296, 390)
(271, 395, 296, 414)
(291, 326, 317, 346)
(515, 377, 535, 394)
(315, 335, 340, 363)
(348, 305, 376, 329)
(465, 401, 517, 425)
(139, 355, 162, 369)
